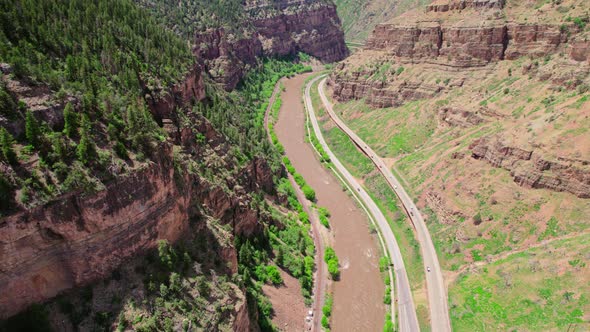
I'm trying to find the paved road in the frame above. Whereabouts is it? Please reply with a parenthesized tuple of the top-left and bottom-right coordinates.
(318, 78, 452, 332)
(305, 75, 420, 332)
(264, 78, 326, 332)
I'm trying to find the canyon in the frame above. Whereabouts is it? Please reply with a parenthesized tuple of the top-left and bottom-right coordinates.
(195, 0, 347, 90)
(0, 0, 348, 328)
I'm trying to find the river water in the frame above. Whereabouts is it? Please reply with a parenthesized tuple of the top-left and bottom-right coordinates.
(275, 74, 385, 331)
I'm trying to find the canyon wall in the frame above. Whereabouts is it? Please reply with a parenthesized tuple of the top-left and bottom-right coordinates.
(196, 0, 348, 90)
(365, 23, 576, 66)
(426, 0, 505, 12)
(333, 20, 585, 107)
(0, 61, 271, 322)
(0, 122, 273, 319)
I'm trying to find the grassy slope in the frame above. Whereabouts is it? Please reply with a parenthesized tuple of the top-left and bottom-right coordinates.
(327, 56, 590, 330)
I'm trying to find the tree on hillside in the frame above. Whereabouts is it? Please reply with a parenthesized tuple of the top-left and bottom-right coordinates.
(76, 114, 95, 164)
(25, 111, 39, 148)
(63, 102, 78, 138)
(0, 127, 17, 164)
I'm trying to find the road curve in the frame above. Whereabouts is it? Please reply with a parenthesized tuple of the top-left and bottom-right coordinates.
(305, 75, 420, 332)
(263, 78, 327, 332)
(318, 77, 452, 332)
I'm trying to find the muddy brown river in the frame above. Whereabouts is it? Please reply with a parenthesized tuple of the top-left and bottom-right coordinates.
(275, 74, 385, 331)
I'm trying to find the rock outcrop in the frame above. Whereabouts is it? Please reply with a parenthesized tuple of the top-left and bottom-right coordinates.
(504, 24, 569, 60)
(365, 23, 578, 66)
(195, 0, 347, 90)
(438, 107, 485, 128)
(328, 66, 443, 108)
(426, 0, 505, 12)
(470, 137, 590, 198)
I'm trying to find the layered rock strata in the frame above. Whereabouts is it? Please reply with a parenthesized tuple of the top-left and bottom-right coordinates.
(427, 0, 506, 13)
(470, 137, 590, 198)
(334, 21, 585, 106)
(365, 23, 577, 66)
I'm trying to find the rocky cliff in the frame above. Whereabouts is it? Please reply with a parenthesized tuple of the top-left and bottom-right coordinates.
(426, 0, 505, 12)
(470, 136, 590, 198)
(364, 23, 578, 67)
(331, 0, 589, 107)
(195, 0, 348, 90)
(0, 108, 273, 319)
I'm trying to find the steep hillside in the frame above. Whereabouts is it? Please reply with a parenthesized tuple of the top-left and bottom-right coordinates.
(327, 0, 590, 330)
(333, 0, 432, 43)
(138, 0, 348, 90)
(0, 0, 345, 330)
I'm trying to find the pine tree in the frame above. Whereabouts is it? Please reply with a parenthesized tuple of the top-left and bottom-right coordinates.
(0, 174, 11, 211)
(0, 127, 17, 164)
(76, 114, 95, 164)
(25, 111, 40, 148)
(63, 102, 78, 138)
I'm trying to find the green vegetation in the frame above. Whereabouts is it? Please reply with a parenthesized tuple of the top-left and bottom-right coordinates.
(324, 247, 340, 280)
(0, 127, 17, 165)
(0, 0, 319, 331)
(450, 234, 590, 331)
(254, 265, 283, 286)
(383, 312, 394, 332)
(321, 294, 333, 330)
(0, 0, 192, 89)
(318, 206, 331, 228)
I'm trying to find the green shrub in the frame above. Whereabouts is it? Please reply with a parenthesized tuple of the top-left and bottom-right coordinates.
(318, 207, 330, 228)
(63, 103, 78, 138)
(379, 256, 390, 272)
(325, 247, 340, 280)
(114, 141, 129, 159)
(302, 185, 315, 201)
(266, 265, 283, 285)
(322, 295, 333, 317)
(384, 285, 392, 304)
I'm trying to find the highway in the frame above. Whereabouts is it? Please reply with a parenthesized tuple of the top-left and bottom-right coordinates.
(304, 75, 420, 332)
(317, 77, 452, 332)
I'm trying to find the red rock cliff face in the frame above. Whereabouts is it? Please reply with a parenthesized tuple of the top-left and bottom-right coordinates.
(0, 105, 274, 321)
(426, 0, 505, 12)
(335, 7, 586, 106)
(470, 136, 590, 198)
(365, 23, 578, 67)
(194, 0, 347, 90)
(251, 1, 348, 62)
